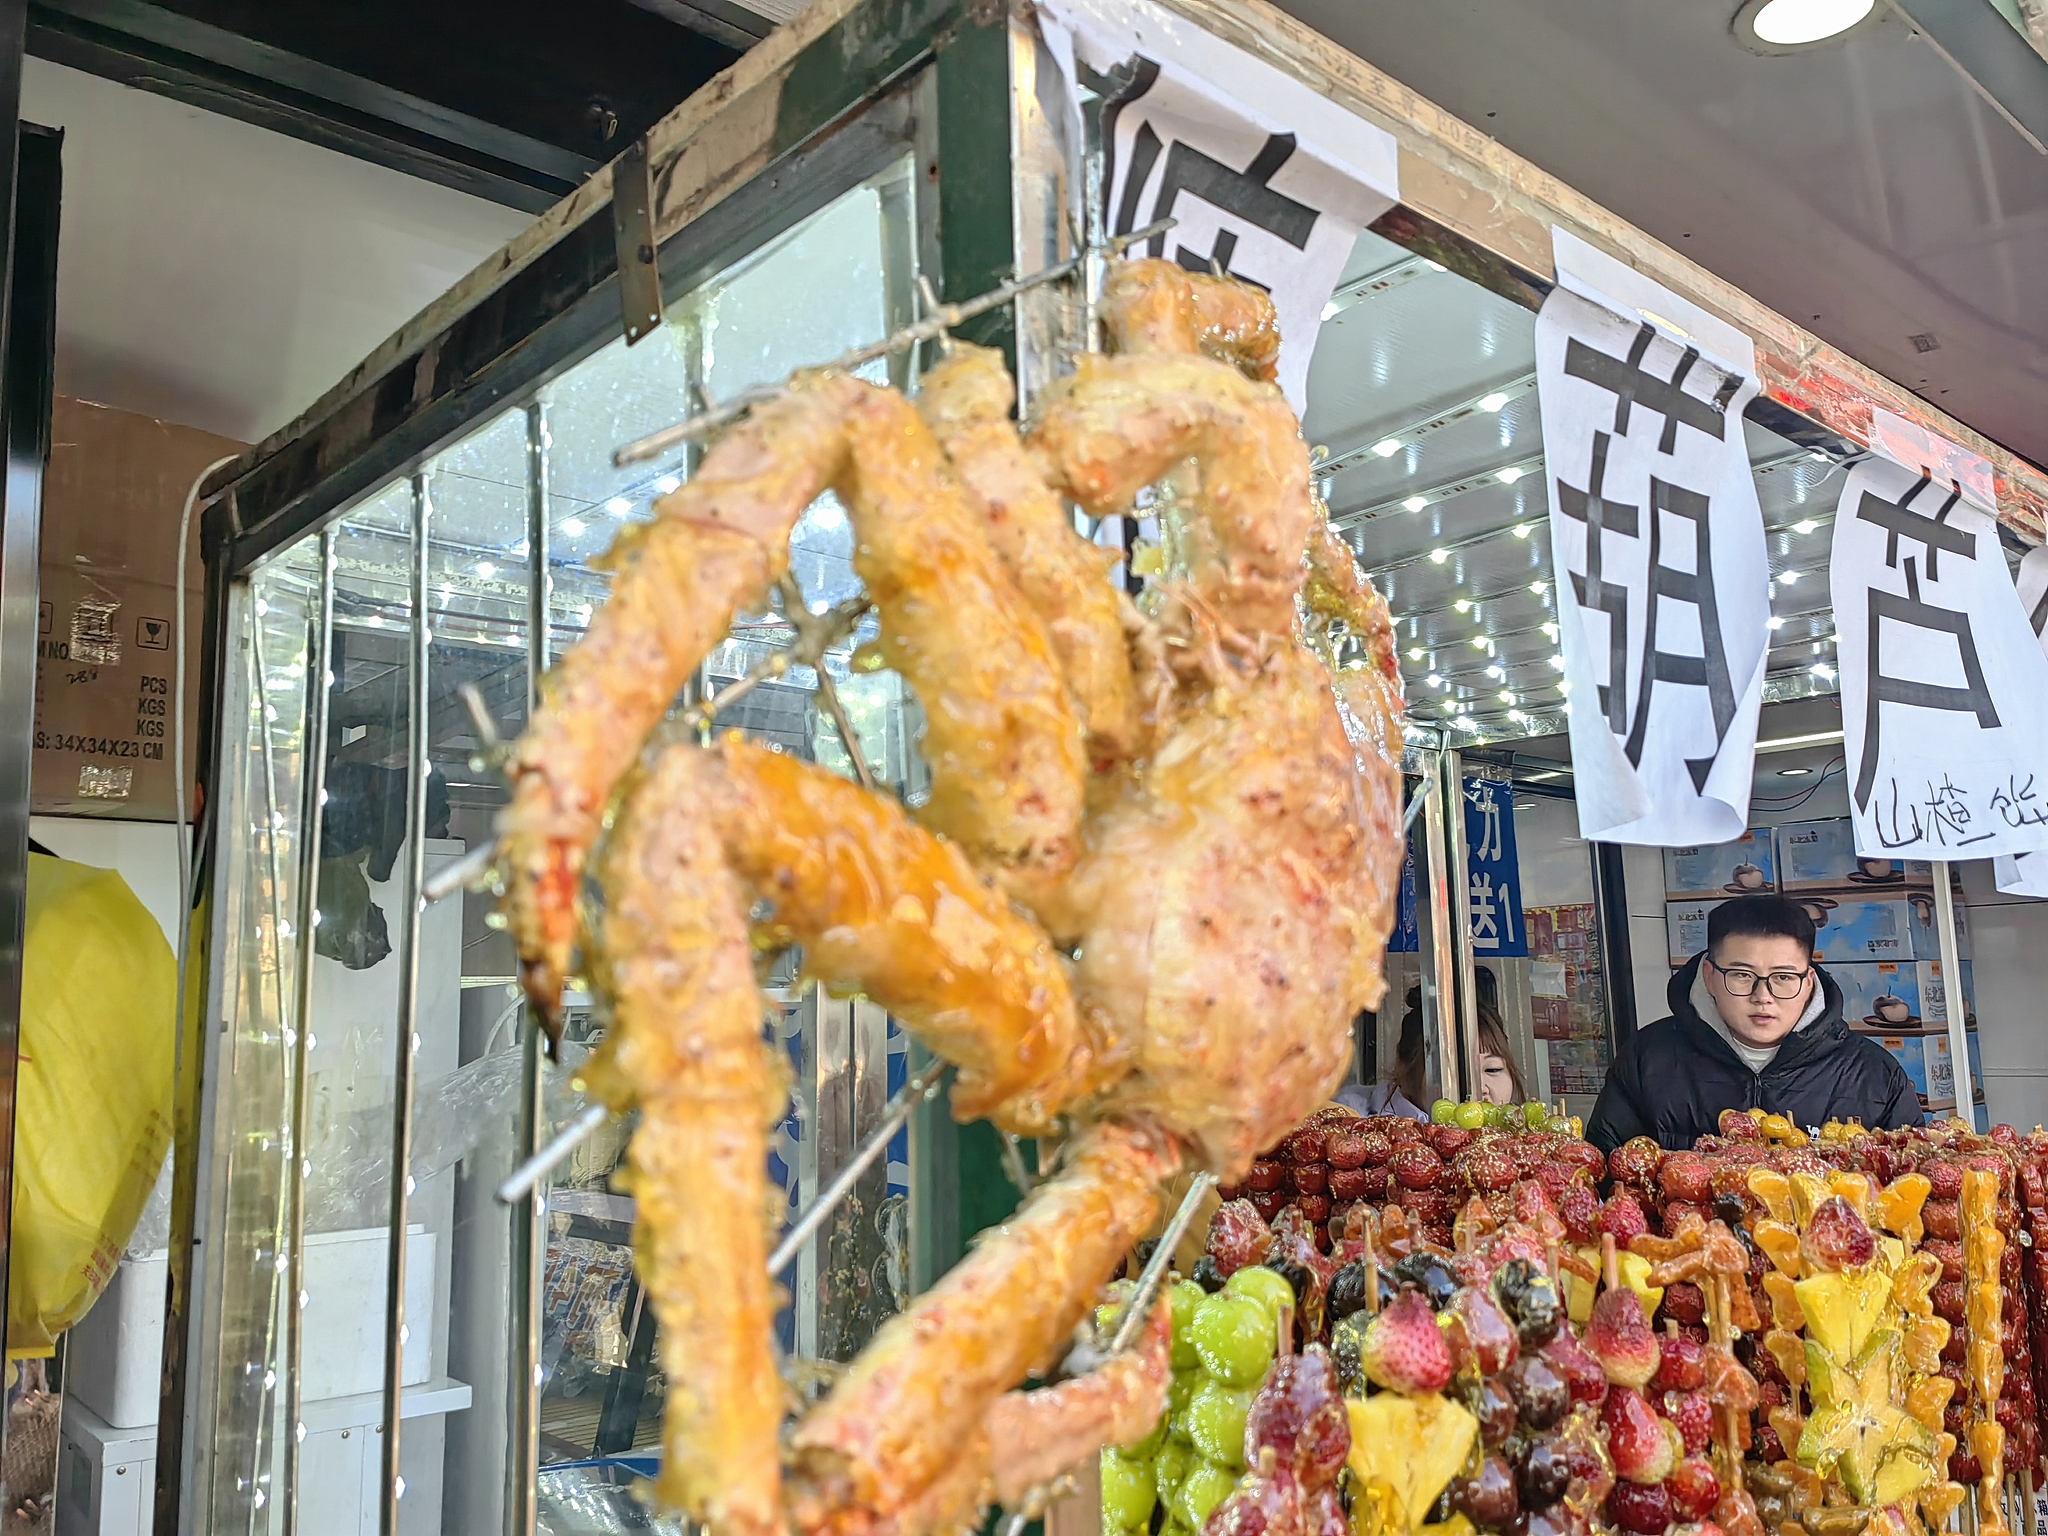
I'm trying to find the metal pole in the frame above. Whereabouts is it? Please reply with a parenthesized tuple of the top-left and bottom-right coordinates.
(282, 530, 335, 1536)
(1933, 864, 1974, 1127)
(1442, 750, 1480, 1102)
(509, 401, 550, 1536)
(1419, 751, 1460, 1104)
(381, 473, 431, 1534)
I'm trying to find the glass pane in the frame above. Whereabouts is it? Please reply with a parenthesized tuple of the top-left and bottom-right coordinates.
(530, 160, 920, 1503)
(420, 407, 535, 1536)
(297, 480, 421, 1529)
(1513, 792, 1609, 1116)
(190, 541, 317, 1528)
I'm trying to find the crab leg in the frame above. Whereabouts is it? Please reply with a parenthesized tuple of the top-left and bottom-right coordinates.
(915, 342, 1142, 764)
(588, 728, 1102, 1534)
(501, 375, 1085, 1024)
(788, 1119, 1183, 1536)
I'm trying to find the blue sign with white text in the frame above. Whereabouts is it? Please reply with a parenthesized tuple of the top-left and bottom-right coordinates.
(1462, 776, 1527, 958)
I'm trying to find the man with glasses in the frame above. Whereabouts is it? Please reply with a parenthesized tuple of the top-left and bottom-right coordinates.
(1586, 893, 1919, 1152)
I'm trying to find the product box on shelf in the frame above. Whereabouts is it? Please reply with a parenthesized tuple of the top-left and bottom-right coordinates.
(1662, 830, 1777, 900)
(1807, 897, 1967, 964)
(1666, 899, 1725, 965)
(1863, 1029, 1982, 1112)
(1774, 819, 1935, 893)
(1829, 960, 1975, 1028)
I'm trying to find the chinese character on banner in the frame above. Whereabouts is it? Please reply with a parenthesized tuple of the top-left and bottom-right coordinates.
(1995, 543, 2048, 896)
(1534, 233, 1772, 846)
(1833, 453, 2048, 861)
(1036, 0, 1398, 410)
(1464, 777, 1526, 958)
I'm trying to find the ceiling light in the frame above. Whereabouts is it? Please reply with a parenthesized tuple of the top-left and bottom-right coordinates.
(1498, 466, 1526, 485)
(1810, 662, 1837, 681)
(1372, 438, 1402, 458)
(1407, 646, 1425, 660)
(1320, 300, 1340, 322)
(1425, 673, 1443, 688)
(1549, 655, 1565, 670)
(1507, 709, 1526, 724)
(1403, 496, 1429, 513)
(1485, 664, 1504, 680)
(1472, 636, 1490, 650)
(606, 497, 632, 516)
(811, 502, 849, 532)
(558, 517, 586, 537)
(1498, 690, 1515, 704)
(1793, 519, 1818, 535)
(1745, 0, 1874, 48)
(1540, 622, 1559, 640)
(1512, 523, 1533, 539)
(1479, 392, 1511, 413)
(1768, 615, 1786, 630)
(1557, 678, 1571, 697)
(656, 475, 682, 494)
(1777, 570, 1800, 585)
(1529, 580, 1547, 595)
(1454, 599, 1472, 614)
(475, 561, 497, 579)
(1779, 765, 1815, 777)
(1430, 547, 1449, 563)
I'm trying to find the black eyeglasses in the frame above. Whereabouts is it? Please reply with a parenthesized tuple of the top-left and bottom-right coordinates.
(1708, 959, 1812, 1000)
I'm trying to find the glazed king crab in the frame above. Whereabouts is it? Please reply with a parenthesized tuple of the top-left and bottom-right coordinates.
(488, 260, 1409, 1536)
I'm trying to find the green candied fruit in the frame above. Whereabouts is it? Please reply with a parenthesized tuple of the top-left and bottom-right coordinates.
(1222, 1265, 1294, 1329)
(1524, 1101, 1550, 1129)
(1100, 1450, 1157, 1532)
(1185, 1379, 1254, 1469)
(1154, 1438, 1193, 1502)
(1169, 1279, 1206, 1371)
(1430, 1099, 1457, 1125)
(1167, 1368, 1200, 1438)
(1175, 1461, 1239, 1530)
(1453, 1101, 1489, 1130)
(1188, 1294, 1274, 1386)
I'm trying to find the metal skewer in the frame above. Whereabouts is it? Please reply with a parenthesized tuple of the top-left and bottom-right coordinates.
(496, 1100, 612, 1205)
(611, 217, 1176, 469)
(768, 1060, 951, 1278)
(1109, 1172, 1216, 1354)
(1402, 772, 1435, 834)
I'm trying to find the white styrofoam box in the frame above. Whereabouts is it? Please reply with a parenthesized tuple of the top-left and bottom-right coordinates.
(67, 1251, 167, 1428)
(58, 1397, 153, 1536)
(1662, 829, 1777, 899)
(69, 1228, 435, 1430)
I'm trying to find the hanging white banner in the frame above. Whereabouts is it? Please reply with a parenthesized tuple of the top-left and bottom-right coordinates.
(1833, 457, 2048, 861)
(1534, 271, 1770, 847)
(1036, 0, 1399, 411)
(1995, 543, 2048, 895)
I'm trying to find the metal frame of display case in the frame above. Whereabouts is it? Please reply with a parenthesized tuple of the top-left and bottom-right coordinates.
(174, 0, 2048, 1529)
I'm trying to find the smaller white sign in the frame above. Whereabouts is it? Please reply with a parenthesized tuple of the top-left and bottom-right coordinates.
(1037, 0, 1399, 410)
(1996, 542, 2048, 896)
(1833, 456, 2048, 861)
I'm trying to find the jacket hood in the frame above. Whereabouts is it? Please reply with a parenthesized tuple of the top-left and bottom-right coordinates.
(1665, 952, 1851, 1077)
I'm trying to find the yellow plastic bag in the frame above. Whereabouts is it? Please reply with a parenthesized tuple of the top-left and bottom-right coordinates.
(8, 852, 174, 1357)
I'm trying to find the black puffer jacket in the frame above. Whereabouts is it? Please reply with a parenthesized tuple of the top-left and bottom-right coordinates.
(1586, 955, 1921, 1153)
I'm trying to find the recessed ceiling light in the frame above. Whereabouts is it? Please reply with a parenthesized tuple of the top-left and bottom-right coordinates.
(1529, 580, 1547, 595)
(558, 517, 586, 537)
(1778, 570, 1801, 585)
(1479, 392, 1511, 413)
(1498, 466, 1526, 485)
(1792, 519, 1818, 535)
(1372, 438, 1402, 458)
(1742, 0, 1875, 48)
(1403, 496, 1429, 513)
(1425, 673, 1443, 688)
(1485, 664, 1504, 680)
(1407, 646, 1425, 660)
(1779, 765, 1815, 777)
(1472, 636, 1490, 650)
(1768, 615, 1786, 629)
(606, 497, 632, 516)
(1498, 690, 1515, 704)
(1454, 599, 1473, 613)
(1540, 622, 1559, 640)
(656, 475, 682, 495)
(1512, 523, 1533, 539)
(1549, 655, 1565, 670)
(475, 561, 496, 579)
(1430, 547, 1449, 563)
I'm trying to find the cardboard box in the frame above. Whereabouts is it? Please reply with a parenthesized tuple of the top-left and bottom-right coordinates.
(1666, 899, 1725, 964)
(1828, 960, 1975, 1029)
(1663, 829, 1777, 899)
(1862, 1029, 1982, 1111)
(1774, 819, 1935, 892)
(32, 398, 243, 821)
(1806, 897, 1967, 964)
